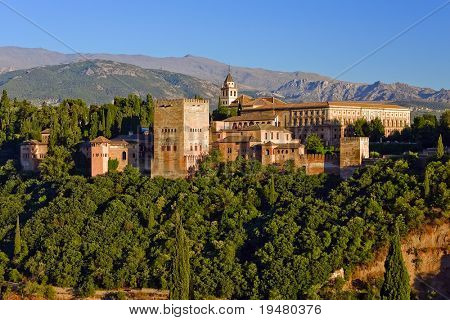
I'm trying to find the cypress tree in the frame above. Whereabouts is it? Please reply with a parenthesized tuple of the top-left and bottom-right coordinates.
(14, 215, 21, 258)
(436, 134, 444, 159)
(380, 228, 410, 300)
(424, 168, 430, 198)
(170, 210, 190, 300)
(267, 174, 278, 206)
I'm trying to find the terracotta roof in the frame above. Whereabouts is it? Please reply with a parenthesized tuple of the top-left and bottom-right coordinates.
(91, 136, 111, 144)
(240, 124, 291, 133)
(224, 73, 233, 83)
(110, 139, 129, 146)
(219, 136, 255, 143)
(276, 143, 303, 149)
(22, 139, 47, 145)
(242, 100, 408, 112)
(328, 101, 408, 110)
(224, 112, 277, 122)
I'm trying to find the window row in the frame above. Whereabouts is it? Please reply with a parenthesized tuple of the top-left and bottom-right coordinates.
(162, 128, 177, 133)
(190, 145, 203, 152)
(189, 128, 203, 132)
(161, 145, 177, 152)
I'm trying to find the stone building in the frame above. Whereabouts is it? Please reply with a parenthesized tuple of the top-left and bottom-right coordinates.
(151, 98, 209, 179)
(339, 137, 370, 178)
(219, 72, 238, 107)
(80, 128, 152, 177)
(20, 129, 51, 171)
(227, 94, 410, 147)
(212, 123, 304, 163)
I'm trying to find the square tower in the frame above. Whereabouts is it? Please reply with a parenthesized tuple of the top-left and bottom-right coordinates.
(219, 73, 238, 107)
(152, 98, 209, 179)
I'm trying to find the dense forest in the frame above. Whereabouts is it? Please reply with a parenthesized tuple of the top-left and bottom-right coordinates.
(0, 151, 448, 299)
(0, 90, 449, 299)
(0, 90, 154, 149)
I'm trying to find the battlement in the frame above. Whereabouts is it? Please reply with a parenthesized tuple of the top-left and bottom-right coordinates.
(340, 136, 369, 142)
(156, 98, 209, 107)
(183, 98, 209, 103)
(299, 153, 337, 161)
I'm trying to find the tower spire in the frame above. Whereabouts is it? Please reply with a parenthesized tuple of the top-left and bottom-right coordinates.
(219, 67, 238, 108)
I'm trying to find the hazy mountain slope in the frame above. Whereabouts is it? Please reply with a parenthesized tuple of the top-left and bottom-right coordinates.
(0, 60, 219, 104)
(0, 47, 71, 73)
(0, 47, 334, 90)
(272, 79, 450, 103)
(0, 47, 448, 105)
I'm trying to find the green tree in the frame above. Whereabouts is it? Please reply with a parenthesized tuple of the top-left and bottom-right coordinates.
(305, 133, 324, 154)
(170, 210, 190, 300)
(368, 118, 385, 142)
(108, 158, 119, 172)
(423, 168, 430, 198)
(349, 118, 368, 137)
(14, 215, 21, 259)
(436, 134, 444, 159)
(380, 229, 410, 300)
(264, 174, 278, 206)
(39, 146, 74, 180)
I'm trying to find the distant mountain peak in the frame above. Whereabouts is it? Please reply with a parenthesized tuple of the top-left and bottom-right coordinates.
(0, 46, 448, 106)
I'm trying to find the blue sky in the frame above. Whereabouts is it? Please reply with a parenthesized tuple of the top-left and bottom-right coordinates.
(0, 0, 449, 89)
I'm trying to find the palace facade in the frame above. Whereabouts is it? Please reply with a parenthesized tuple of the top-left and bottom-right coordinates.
(19, 72, 410, 179)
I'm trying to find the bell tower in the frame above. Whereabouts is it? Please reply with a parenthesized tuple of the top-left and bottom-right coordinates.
(219, 68, 238, 107)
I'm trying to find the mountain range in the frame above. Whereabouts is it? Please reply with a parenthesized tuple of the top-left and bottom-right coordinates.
(0, 46, 449, 109)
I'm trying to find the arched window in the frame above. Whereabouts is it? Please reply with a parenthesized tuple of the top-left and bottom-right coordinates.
(122, 151, 127, 160)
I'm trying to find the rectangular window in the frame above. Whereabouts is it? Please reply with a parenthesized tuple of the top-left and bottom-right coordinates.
(174, 146, 177, 151)
(167, 146, 171, 151)
(195, 145, 197, 151)
(161, 146, 165, 151)
(265, 133, 268, 139)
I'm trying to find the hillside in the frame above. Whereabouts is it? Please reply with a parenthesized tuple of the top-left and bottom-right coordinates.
(271, 79, 450, 103)
(347, 220, 449, 299)
(0, 59, 219, 104)
(0, 47, 449, 107)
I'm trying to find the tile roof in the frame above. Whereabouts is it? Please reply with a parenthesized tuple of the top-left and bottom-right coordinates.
(110, 139, 129, 146)
(224, 73, 234, 83)
(22, 139, 47, 145)
(219, 136, 256, 143)
(240, 124, 291, 133)
(90, 136, 111, 144)
(241, 100, 408, 112)
(224, 112, 277, 122)
(276, 143, 303, 149)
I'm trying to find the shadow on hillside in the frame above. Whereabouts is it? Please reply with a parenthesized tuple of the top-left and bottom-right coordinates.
(413, 254, 450, 300)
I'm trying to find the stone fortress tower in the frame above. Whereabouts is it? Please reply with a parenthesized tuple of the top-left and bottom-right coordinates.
(219, 69, 238, 107)
(151, 98, 210, 179)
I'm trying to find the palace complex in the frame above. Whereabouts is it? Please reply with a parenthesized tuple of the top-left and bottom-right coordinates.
(20, 72, 411, 178)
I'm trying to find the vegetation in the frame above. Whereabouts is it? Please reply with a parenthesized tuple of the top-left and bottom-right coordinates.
(387, 111, 450, 148)
(0, 150, 447, 299)
(170, 210, 190, 300)
(347, 118, 385, 142)
(0, 60, 217, 105)
(0, 91, 449, 299)
(305, 134, 334, 155)
(380, 228, 410, 300)
(211, 102, 238, 121)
